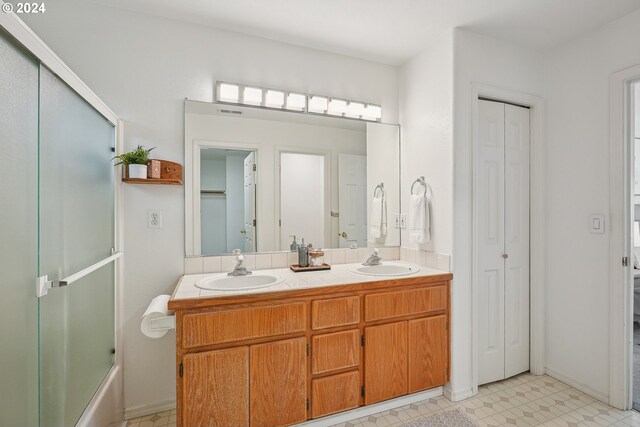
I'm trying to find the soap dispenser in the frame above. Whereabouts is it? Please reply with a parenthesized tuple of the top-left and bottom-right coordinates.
(298, 238, 309, 267)
(289, 235, 299, 252)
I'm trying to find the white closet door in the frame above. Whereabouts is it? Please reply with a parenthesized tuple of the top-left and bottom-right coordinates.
(477, 100, 506, 385)
(504, 104, 530, 378)
(338, 154, 367, 248)
(243, 152, 256, 252)
(477, 100, 530, 385)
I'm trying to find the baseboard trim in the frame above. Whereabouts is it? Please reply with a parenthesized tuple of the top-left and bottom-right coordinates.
(296, 387, 443, 427)
(77, 364, 123, 427)
(443, 386, 474, 402)
(544, 367, 609, 404)
(124, 399, 177, 420)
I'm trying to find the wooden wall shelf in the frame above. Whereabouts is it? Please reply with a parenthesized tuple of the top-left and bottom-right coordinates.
(122, 160, 183, 185)
(122, 178, 182, 185)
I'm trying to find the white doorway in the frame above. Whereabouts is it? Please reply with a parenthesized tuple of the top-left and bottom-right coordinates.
(279, 152, 326, 250)
(338, 154, 367, 248)
(475, 99, 531, 385)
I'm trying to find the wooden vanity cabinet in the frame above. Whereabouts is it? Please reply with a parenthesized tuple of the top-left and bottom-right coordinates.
(170, 275, 451, 427)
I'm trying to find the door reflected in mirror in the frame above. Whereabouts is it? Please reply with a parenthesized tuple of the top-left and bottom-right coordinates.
(279, 152, 326, 250)
(199, 148, 256, 254)
(185, 100, 401, 256)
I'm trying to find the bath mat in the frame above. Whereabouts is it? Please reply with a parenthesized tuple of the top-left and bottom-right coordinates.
(401, 408, 479, 427)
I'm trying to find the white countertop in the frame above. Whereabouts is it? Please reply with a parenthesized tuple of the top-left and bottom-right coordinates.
(172, 261, 450, 301)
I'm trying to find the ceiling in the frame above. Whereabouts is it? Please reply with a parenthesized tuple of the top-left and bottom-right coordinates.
(86, 0, 640, 65)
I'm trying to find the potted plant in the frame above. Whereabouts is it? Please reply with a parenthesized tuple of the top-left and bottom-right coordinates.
(113, 145, 155, 179)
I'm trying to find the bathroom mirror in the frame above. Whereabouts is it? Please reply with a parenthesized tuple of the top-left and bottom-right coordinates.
(184, 100, 400, 256)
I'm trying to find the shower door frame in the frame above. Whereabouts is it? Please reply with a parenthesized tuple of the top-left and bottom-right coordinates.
(0, 8, 124, 426)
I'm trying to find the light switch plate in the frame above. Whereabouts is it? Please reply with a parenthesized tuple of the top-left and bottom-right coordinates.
(399, 213, 407, 229)
(589, 214, 604, 234)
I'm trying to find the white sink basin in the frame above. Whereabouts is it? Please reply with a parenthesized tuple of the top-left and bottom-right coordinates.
(195, 274, 284, 291)
(351, 264, 419, 276)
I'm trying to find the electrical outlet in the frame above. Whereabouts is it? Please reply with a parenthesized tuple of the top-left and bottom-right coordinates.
(394, 214, 400, 229)
(399, 213, 407, 229)
(148, 209, 162, 229)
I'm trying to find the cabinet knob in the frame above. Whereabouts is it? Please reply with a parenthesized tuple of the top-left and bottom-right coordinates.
(502, 253, 509, 259)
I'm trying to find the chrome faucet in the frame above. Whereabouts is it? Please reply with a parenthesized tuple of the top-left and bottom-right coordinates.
(228, 249, 252, 276)
(363, 248, 382, 266)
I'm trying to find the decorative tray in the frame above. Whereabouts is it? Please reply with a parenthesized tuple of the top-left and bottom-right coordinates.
(289, 263, 332, 272)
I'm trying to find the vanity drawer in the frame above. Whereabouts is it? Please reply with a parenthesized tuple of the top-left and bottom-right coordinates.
(312, 329, 360, 375)
(311, 296, 360, 330)
(364, 285, 447, 322)
(183, 303, 306, 348)
(311, 371, 361, 418)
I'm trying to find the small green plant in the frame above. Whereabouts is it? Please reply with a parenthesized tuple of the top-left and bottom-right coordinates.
(113, 145, 155, 166)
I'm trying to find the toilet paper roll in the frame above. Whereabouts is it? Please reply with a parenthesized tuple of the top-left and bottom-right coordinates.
(141, 294, 173, 338)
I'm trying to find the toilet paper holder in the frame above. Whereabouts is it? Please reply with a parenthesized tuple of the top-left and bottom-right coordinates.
(141, 295, 176, 338)
(148, 315, 176, 332)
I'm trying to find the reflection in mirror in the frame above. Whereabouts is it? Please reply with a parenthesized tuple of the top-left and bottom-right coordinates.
(279, 152, 326, 249)
(200, 148, 256, 254)
(185, 100, 400, 256)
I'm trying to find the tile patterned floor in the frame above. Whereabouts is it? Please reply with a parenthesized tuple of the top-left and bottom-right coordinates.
(126, 409, 175, 427)
(125, 373, 640, 427)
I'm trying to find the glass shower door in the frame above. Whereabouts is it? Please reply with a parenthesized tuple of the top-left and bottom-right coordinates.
(0, 28, 39, 427)
(38, 65, 117, 427)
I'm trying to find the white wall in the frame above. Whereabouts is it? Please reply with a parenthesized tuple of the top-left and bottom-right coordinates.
(451, 28, 544, 399)
(399, 30, 454, 255)
(185, 112, 366, 253)
(543, 10, 640, 400)
(398, 28, 457, 389)
(19, 1, 398, 416)
(366, 123, 401, 247)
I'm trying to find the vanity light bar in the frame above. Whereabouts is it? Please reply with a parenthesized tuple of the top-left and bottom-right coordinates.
(215, 81, 382, 122)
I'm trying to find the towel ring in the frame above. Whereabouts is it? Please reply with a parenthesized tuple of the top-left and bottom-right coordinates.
(411, 176, 432, 198)
(374, 182, 384, 198)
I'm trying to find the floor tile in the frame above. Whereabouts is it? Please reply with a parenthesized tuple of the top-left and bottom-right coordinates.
(124, 372, 638, 427)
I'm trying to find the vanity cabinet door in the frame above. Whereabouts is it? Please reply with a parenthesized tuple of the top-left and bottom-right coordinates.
(408, 315, 448, 393)
(182, 347, 249, 427)
(250, 337, 307, 427)
(364, 321, 407, 405)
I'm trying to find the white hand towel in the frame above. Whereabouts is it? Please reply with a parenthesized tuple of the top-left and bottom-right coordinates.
(370, 195, 387, 239)
(408, 194, 430, 243)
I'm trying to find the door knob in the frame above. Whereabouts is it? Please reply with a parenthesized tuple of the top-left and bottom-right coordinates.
(338, 231, 348, 238)
(240, 229, 247, 234)
(502, 253, 509, 259)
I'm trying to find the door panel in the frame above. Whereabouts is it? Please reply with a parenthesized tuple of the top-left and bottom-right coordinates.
(408, 316, 448, 392)
(338, 154, 367, 248)
(243, 152, 256, 252)
(476, 100, 530, 385)
(312, 330, 360, 374)
(311, 371, 361, 418)
(504, 104, 530, 378)
(183, 347, 249, 427)
(364, 321, 407, 405)
(250, 337, 307, 426)
(477, 100, 506, 385)
(38, 65, 116, 427)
